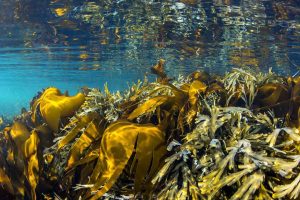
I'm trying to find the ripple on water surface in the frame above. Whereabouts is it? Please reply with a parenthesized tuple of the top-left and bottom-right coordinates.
(0, 0, 299, 117)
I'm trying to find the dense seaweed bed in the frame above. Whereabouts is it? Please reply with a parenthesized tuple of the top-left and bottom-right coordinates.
(1, 60, 300, 199)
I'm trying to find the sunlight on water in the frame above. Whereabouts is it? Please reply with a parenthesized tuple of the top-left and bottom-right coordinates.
(0, 0, 299, 117)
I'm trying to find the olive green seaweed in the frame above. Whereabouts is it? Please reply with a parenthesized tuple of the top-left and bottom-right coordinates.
(1, 60, 300, 199)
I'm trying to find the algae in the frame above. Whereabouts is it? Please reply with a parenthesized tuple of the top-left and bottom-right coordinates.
(1, 60, 300, 199)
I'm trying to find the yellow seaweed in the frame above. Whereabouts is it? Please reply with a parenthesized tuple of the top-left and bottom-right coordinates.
(57, 112, 99, 150)
(85, 120, 166, 199)
(128, 95, 172, 120)
(0, 168, 14, 195)
(2, 122, 39, 198)
(3, 66, 300, 199)
(23, 130, 40, 200)
(10, 122, 31, 152)
(177, 80, 206, 131)
(66, 118, 105, 170)
(186, 80, 207, 123)
(31, 87, 85, 132)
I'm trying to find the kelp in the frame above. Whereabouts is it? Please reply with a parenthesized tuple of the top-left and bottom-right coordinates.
(2, 61, 300, 199)
(82, 120, 166, 200)
(31, 87, 85, 132)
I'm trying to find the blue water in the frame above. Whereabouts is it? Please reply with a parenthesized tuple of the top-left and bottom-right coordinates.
(0, 45, 156, 117)
(0, 0, 300, 117)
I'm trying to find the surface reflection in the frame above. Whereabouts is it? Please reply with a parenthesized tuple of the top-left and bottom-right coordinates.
(0, 0, 299, 116)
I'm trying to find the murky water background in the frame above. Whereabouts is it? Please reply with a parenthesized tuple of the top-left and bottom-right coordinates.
(0, 0, 299, 117)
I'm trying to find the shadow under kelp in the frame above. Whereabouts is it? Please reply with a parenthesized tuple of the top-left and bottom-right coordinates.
(1, 60, 300, 199)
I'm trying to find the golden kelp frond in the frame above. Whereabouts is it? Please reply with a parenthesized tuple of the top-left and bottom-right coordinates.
(68, 149, 99, 169)
(57, 112, 100, 150)
(128, 95, 172, 120)
(0, 140, 14, 195)
(0, 129, 25, 197)
(84, 120, 166, 199)
(23, 130, 40, 200)
(287, 79, 300, 128)
(128, 77, 207, 131)
(9, 121, 31, 153)
(183, 80, 207, 127)
(0, 122, 42, 199)
(188, 80, 207, 106)
(0, 168, 14, 195)
(31, 87, 85, 132)
(66, 117, 105, 170)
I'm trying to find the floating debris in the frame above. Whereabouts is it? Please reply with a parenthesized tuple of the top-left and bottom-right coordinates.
(1, 61, 300, 199)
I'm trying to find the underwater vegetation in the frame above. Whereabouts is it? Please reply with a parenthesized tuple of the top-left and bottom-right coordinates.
(2, 60, 300, 199)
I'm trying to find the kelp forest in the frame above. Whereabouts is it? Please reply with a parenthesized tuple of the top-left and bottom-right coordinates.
(0, 0, 300, 199)
(1, 59, 300, 199)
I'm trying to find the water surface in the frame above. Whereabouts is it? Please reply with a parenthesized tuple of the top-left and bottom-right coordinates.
(0, 0, 300, 117)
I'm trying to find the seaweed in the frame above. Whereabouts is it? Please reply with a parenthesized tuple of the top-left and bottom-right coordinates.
(1, 60, 300, 199)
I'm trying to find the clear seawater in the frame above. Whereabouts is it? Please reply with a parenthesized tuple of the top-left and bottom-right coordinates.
(0, 0, 300, 118)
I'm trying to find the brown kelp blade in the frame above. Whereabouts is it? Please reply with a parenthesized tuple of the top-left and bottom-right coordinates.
(85, 120, 166, 199)
(127, 95, 172, 120)
(31, 87, 85, 132)
(256, 83, 288, 107)
(0, 168, 14, 195)
(66, 118, 105, 170)
(57, 112, 100, 150)
(23, 130, 40, 200)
